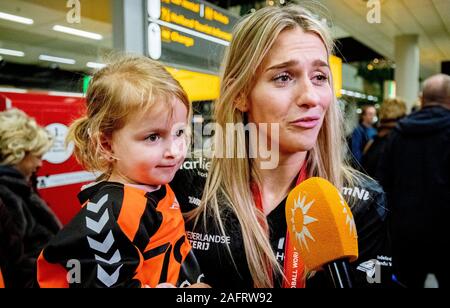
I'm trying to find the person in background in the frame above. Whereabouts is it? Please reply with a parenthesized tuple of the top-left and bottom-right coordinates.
(1, 197, 12, 289)
(37, 56, 205, 288)
(362, 98, 407, 180)
(0, 108, 61, 288)
(378, 74, 450, 288)
(350, 105, 378, 165)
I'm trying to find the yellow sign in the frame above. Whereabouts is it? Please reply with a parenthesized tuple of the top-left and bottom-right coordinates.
(162, 28, 195, 47)
(166, 67, 220, 102)
(330, 55, 342, 98)
(161, 7, 232, 41)
(204, 6, 229, 25)
(163, 0, 200, 14)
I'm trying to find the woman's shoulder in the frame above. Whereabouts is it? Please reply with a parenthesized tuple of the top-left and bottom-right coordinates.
(171, 157, 210, 212)
(0, 175, 31, 236)
(0, 167, 31, 198)
(342, 173, 388, 222)
(175, 156, 210, 181)
(341, 173, 393, 287)
(343, 172, 384, 196)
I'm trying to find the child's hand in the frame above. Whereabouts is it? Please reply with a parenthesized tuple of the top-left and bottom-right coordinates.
(154, 283, 176, 288)
(185, 282, 211, 288)
(143, 282, 211, 288)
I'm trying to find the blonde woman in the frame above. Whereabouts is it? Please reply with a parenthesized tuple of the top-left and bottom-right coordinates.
(0, 108, 61, 288)
(362, 98, 407, 180)
(172, 5, 394, 288)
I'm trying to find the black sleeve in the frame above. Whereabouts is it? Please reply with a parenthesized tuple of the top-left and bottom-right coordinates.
(350, 185, 395, 288)
(0, 196, 32, 288)
(171, 158, 208, 213)
(0, 198, 23, 266)
(375, 132, 397, 198)
(307, 178, 396, 288)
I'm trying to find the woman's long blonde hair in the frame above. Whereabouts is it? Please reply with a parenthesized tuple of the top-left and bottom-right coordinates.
(67, 55, 191, 180)
(193, 5, 358, 288)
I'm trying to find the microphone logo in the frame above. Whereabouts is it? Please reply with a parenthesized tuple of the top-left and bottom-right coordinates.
(285, 177, 359, 273)
(339, 193, 357, 237)
(289, 193, 318, 252)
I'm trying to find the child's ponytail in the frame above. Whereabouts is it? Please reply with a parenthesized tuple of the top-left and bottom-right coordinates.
(67, 116, 109, 179)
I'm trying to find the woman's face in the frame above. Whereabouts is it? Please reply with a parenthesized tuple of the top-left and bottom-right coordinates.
(15, 153, 43, 181)
(247, 27, 333, 156)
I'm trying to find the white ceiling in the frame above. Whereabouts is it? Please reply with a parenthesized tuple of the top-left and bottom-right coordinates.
(320, 0, 450, 78)
(0, 0, 112, 71)
(1, 0, 449, 79)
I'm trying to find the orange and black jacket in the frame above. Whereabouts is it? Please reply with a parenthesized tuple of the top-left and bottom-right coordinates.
(37, 181, 203, 288)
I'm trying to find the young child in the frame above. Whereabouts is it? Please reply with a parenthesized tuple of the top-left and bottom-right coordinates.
(37, 56, 202, 288)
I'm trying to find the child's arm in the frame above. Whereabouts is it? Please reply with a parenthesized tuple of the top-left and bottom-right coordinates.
(37, 189, 144, 288)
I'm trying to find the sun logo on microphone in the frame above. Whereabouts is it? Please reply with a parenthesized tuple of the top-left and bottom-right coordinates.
(339, 193, 356, 237)
(291, 194, 318, 251)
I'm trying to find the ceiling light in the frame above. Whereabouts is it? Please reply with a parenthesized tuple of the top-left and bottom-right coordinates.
(39, 54, 76, 65)
(53, 25, 103, 40)
(86, 62, 106, 69)
(0, 48, 25, 57)
(0, 11, 34, 25)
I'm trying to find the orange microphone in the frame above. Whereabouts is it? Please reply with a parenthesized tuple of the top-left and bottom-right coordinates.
(0, 268, 4, 288)
(285, 177, 358, 288)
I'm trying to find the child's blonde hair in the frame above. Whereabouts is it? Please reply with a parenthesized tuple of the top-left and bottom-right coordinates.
(0, 108, 53, 165)
(67, 55, 191, 179)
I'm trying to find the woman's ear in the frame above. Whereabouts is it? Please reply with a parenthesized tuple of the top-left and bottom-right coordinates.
(235, 94, 249, 112)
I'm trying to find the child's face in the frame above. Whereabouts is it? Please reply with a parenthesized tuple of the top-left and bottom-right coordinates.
(109, 98, 188, 186)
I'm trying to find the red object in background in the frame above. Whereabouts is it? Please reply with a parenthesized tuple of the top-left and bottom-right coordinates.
(0, 91, 90, 225)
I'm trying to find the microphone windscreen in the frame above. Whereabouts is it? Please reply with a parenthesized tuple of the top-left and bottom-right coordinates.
(285, 177, 358, 271)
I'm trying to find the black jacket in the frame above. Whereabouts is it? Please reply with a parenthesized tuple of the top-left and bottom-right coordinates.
(0, 165, 61, 288)
(362, 133, 391, 181)
(172, 158, 394, 288)
(378, 106, 450, 259)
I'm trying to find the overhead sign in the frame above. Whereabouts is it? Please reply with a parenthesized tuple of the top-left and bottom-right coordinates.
(146, 0, 239, 73)
(330, 55, 342, 98)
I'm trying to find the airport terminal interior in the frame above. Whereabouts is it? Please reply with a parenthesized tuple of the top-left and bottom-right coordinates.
(0, 0, 449, 289)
